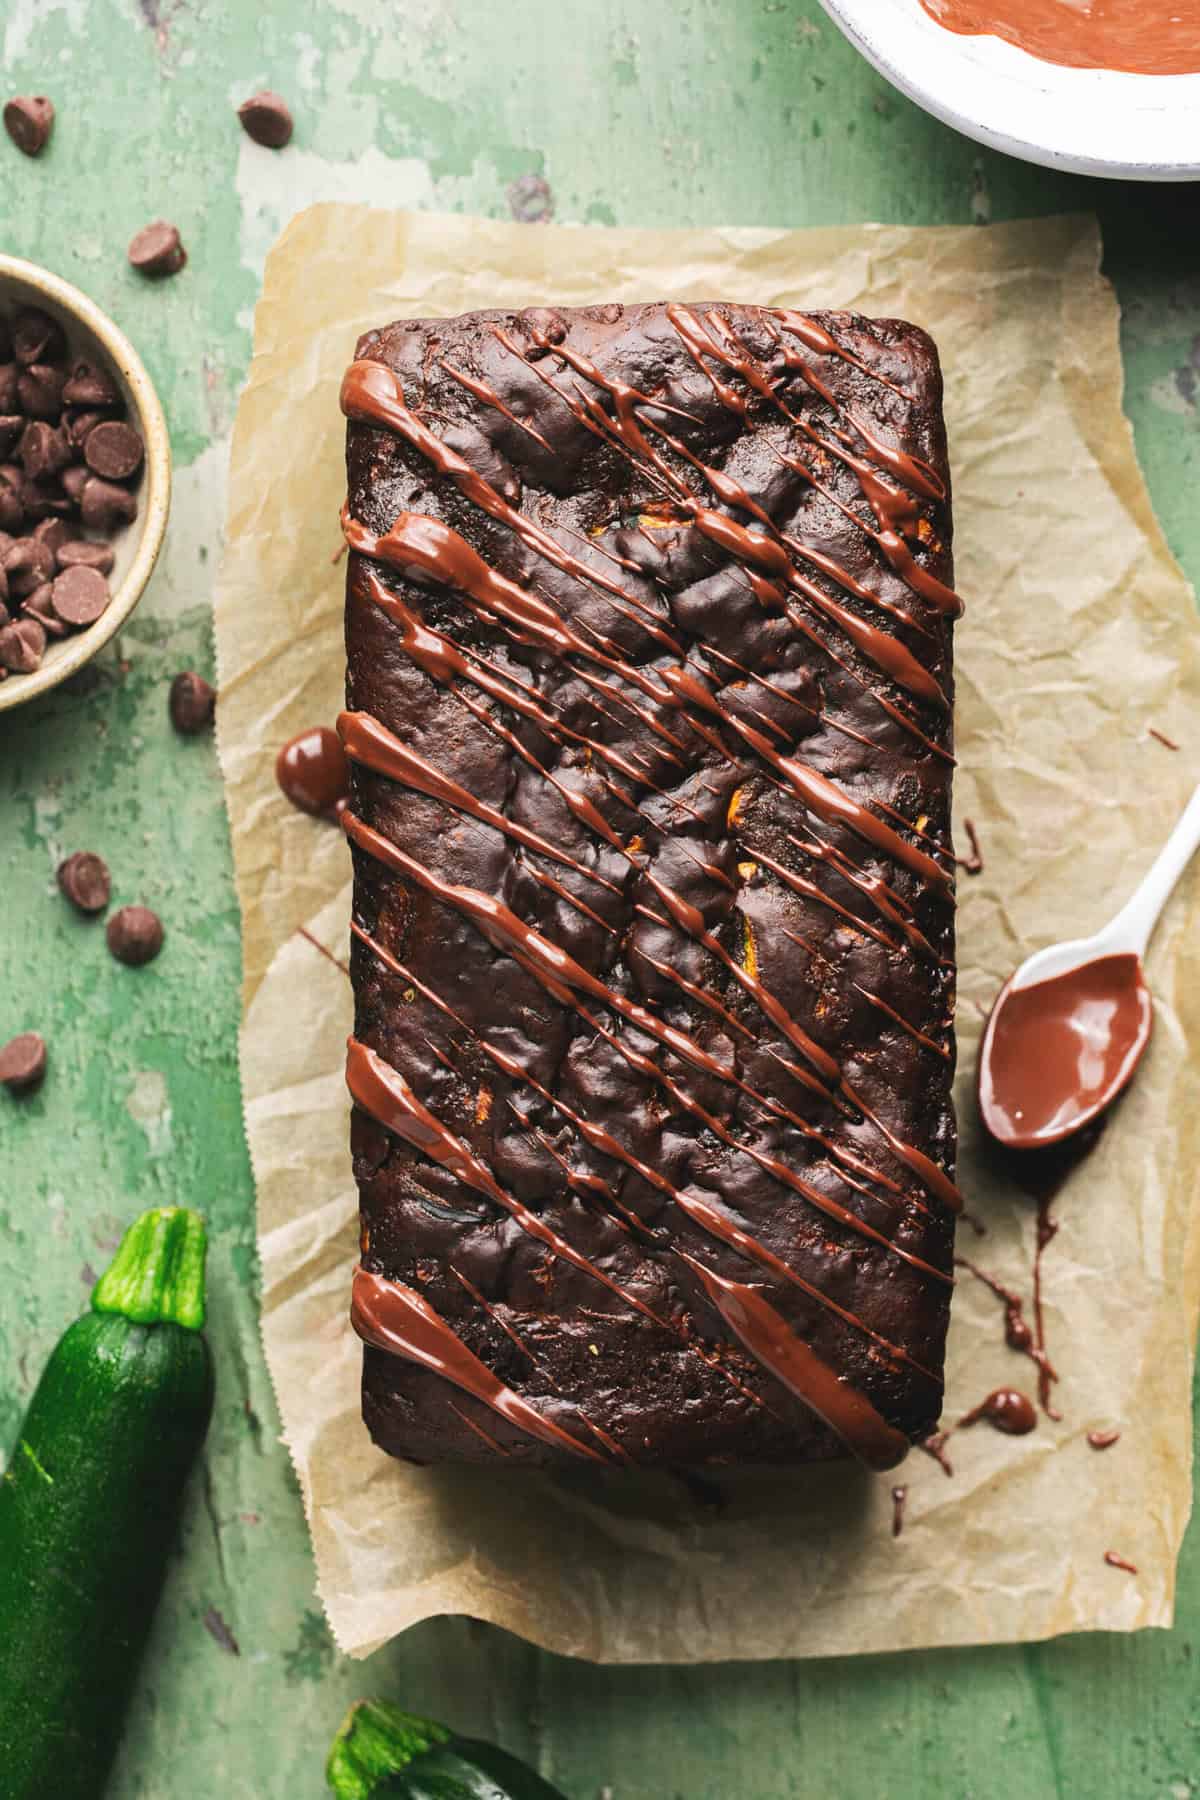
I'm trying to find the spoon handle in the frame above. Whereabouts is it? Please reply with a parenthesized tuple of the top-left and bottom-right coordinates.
(1107, 781, 1200, 956)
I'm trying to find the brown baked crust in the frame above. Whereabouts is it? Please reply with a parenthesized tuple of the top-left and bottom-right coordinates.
(342, 299, 958, 1471)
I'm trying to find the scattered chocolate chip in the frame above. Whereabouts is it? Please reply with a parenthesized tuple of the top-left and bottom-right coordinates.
(0, 615, 45, 671)
(0, 1031, 47, 1094)
(80, 475, 137, 530)
(18, 420, 69, 481)
(17, 362, 65, 419)
(0, 416, 21, 458)
(56, 537, 114, 574)
(12, 307, 65, 367)
(62, 360, 120, 409)
(50, 562, 108, 627)
(237, 90, 293, 148)
(57, 849, 111, 913)
(106, 904, 164, 966)
(127, 219, 187, 278)
(0, 364, 17, 411)
(4, 534, 56, 596)
(84, 419, 143, 481)
(3, 96, 54, 158)
(169, 669, 216, 735)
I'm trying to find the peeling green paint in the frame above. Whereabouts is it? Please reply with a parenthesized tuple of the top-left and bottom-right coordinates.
(285, 1608, 338, 1686)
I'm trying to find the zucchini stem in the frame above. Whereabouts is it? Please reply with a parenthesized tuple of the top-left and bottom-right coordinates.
(92, 1207, 209, 1331)
(326, 1701, 453, 1799)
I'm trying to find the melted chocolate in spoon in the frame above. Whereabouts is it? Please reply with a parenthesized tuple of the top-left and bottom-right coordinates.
(978, 954, 1152, 1150)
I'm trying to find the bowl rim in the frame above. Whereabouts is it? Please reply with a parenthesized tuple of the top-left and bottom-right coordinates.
(0, 254, 171, 713)
(818, 0, 1200, 181)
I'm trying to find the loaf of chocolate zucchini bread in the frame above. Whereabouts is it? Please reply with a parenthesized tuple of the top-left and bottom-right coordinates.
(340, 298, 960, 1473)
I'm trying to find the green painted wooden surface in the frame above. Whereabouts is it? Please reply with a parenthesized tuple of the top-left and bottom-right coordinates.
(1, 3, 1198, 1795)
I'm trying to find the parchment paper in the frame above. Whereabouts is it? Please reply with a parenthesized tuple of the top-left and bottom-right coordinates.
(214, 206, 1200, 1662)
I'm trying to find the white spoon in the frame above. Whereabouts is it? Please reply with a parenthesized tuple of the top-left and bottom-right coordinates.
(978, 782, 1200, 1151)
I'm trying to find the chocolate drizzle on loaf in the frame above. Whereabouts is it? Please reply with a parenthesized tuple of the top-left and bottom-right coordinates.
(341, 300, 960, 1470)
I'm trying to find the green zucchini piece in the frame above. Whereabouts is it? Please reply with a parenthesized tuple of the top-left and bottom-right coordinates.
(327, 1700, 568, 1800)
(0, 1207, 214, 1800)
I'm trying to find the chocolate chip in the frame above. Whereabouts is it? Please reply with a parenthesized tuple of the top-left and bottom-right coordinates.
(21, 587, 65, 637)
(50, 563, 108, 626)
(237, 90, 293, 148)
(62, 360, 120, 409)
(169, 670, 216, 734)
(80, 476, 137, 530)
(18, 615, 45, 659)
(0, 615, 45, 671)
(0, 1031, 47, 1094)
(12, 307, 65, 367)
(17, 362, 66, 418)
(21, 478, 72, 521)
(56, 537, 114, 574)
(0, 364, 17, 411)
(3, 96, 54, 158)
(0, 465, 25, 531)
(64, 408, 105, 450)
(32, 516, 68, 556)
(4, 534, 56, 596)
(127, 220, 187, 278)
(84, 419, 143, 481)
(0, 416, 22, 458)
(106, 904, 164, 966)
(18, 420, 70, 481)
(57, 850, 111, 914)
(521, 307, 568, 353)
(60, 463, 89, 503)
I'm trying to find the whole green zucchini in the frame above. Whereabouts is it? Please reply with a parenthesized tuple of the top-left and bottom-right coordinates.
(327, 1700, 568, 1800)
(0, 1207, 213, 1800)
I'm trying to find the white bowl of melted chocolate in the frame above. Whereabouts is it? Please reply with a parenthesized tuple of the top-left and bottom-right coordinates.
(819, 0, 1200, 180)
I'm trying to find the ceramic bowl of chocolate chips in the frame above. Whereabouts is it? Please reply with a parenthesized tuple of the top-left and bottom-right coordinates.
(0, 255, 170, 710)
